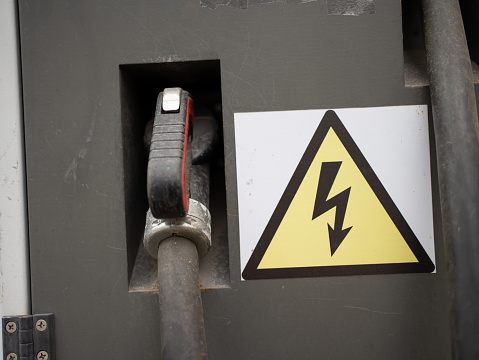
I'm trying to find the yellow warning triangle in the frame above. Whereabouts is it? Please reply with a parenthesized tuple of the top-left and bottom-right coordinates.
(242, 110, 434, 280)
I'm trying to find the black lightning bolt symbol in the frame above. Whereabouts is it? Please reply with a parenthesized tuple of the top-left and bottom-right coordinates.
(313, 161, 352, 256)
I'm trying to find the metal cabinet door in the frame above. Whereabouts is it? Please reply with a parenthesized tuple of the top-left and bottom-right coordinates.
(19, 1, 451, 359)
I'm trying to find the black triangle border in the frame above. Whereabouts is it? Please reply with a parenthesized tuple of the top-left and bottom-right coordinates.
(242, 110, 435, 280)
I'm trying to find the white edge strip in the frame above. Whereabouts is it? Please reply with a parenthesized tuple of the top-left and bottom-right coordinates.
(0, 0, 31, 352)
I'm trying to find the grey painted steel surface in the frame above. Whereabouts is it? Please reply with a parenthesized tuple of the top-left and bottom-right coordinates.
(19, 1, 455, 359)
(422, 0, 479, 358)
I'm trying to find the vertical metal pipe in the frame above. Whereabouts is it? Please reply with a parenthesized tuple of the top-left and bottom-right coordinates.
(421, 0, 479, 358)
(157, 236, 208, 360)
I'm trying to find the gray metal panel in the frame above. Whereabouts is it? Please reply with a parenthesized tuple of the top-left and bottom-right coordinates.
(19, 0, 451, 359)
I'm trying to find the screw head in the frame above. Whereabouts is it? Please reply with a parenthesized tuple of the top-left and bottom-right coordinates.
(35, 319, 47, 332)
(6, 353, 17, 360)
(5, 322, 17, 333)
(37, 351, 48, 360)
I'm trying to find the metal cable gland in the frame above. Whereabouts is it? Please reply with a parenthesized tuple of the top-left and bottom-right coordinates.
(143, 198, 212, 259)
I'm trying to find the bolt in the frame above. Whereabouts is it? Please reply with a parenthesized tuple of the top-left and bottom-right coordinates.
(37, 351, 48, 360)
(6, 353, 17, 360)
(35, 319, 47, 332)
(5, 322, 17, 333)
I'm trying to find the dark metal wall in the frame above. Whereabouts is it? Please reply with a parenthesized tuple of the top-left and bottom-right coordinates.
(19, 0, 453, 358)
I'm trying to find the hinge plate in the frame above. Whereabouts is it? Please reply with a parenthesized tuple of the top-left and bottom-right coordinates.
(2, 314, 55, 360)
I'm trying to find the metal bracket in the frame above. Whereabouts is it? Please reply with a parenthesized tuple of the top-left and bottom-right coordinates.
(144, 198, 212, 259)
(2, 314, 55, 360)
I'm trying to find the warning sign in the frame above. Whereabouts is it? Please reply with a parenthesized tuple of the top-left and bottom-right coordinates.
(235, 106, 435, 280)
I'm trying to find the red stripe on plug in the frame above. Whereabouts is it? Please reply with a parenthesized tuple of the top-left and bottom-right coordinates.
(182, 96, 194, 213)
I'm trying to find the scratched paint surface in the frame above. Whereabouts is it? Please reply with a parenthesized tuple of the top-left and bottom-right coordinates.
(200, 0, 375, 11)
(200, 0, 316, 9)
(327, 0, 375, 15)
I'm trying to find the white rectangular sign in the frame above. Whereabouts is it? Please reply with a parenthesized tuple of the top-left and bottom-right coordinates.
(234, 106, 435, 280)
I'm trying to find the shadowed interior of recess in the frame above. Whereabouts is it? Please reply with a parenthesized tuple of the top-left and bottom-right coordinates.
(402, 0, 479, 87)
(119, 60, 230, 291)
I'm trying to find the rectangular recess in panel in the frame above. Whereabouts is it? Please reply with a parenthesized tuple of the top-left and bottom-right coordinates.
(119, 60, 230, 291)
